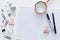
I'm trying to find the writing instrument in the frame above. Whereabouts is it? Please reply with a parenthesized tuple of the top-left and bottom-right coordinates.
(46, 14, 53, 32)
(52, 13, 57, 34)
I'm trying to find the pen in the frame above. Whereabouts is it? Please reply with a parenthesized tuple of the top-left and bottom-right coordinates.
(52, 13, 57, 34)
(4, 35, 11, 39)
(4, 20, 9, 27)
(1, 13, 6, 20)
(46, 14, 53, 32)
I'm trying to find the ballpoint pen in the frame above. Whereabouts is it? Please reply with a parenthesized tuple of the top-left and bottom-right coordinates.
(46, 14, 53, 32)
(4, 35, 11, 39)
(52, 13, 57, 34)
(4, 20, 9, 27)
(1, 13, 7, 20)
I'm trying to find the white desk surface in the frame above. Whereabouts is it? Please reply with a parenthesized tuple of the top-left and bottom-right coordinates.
(0, 0, 60, 40)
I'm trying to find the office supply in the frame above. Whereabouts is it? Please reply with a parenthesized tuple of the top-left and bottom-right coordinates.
(46, 14, 53, 32)
(2, 29, 6, 32)
(11, 6, 16, 12)
(8, 13, 12, 16)
(4, 20, 9, 27)
(1, 13, 6, 20)
(1, 9, 4, 12)
(43, 26, 49, 35)
(52, 13, 57, 34)
(4, 35, 11, 39)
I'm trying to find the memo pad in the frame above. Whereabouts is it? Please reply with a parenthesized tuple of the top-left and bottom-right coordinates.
(17, 7, 60, 40)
